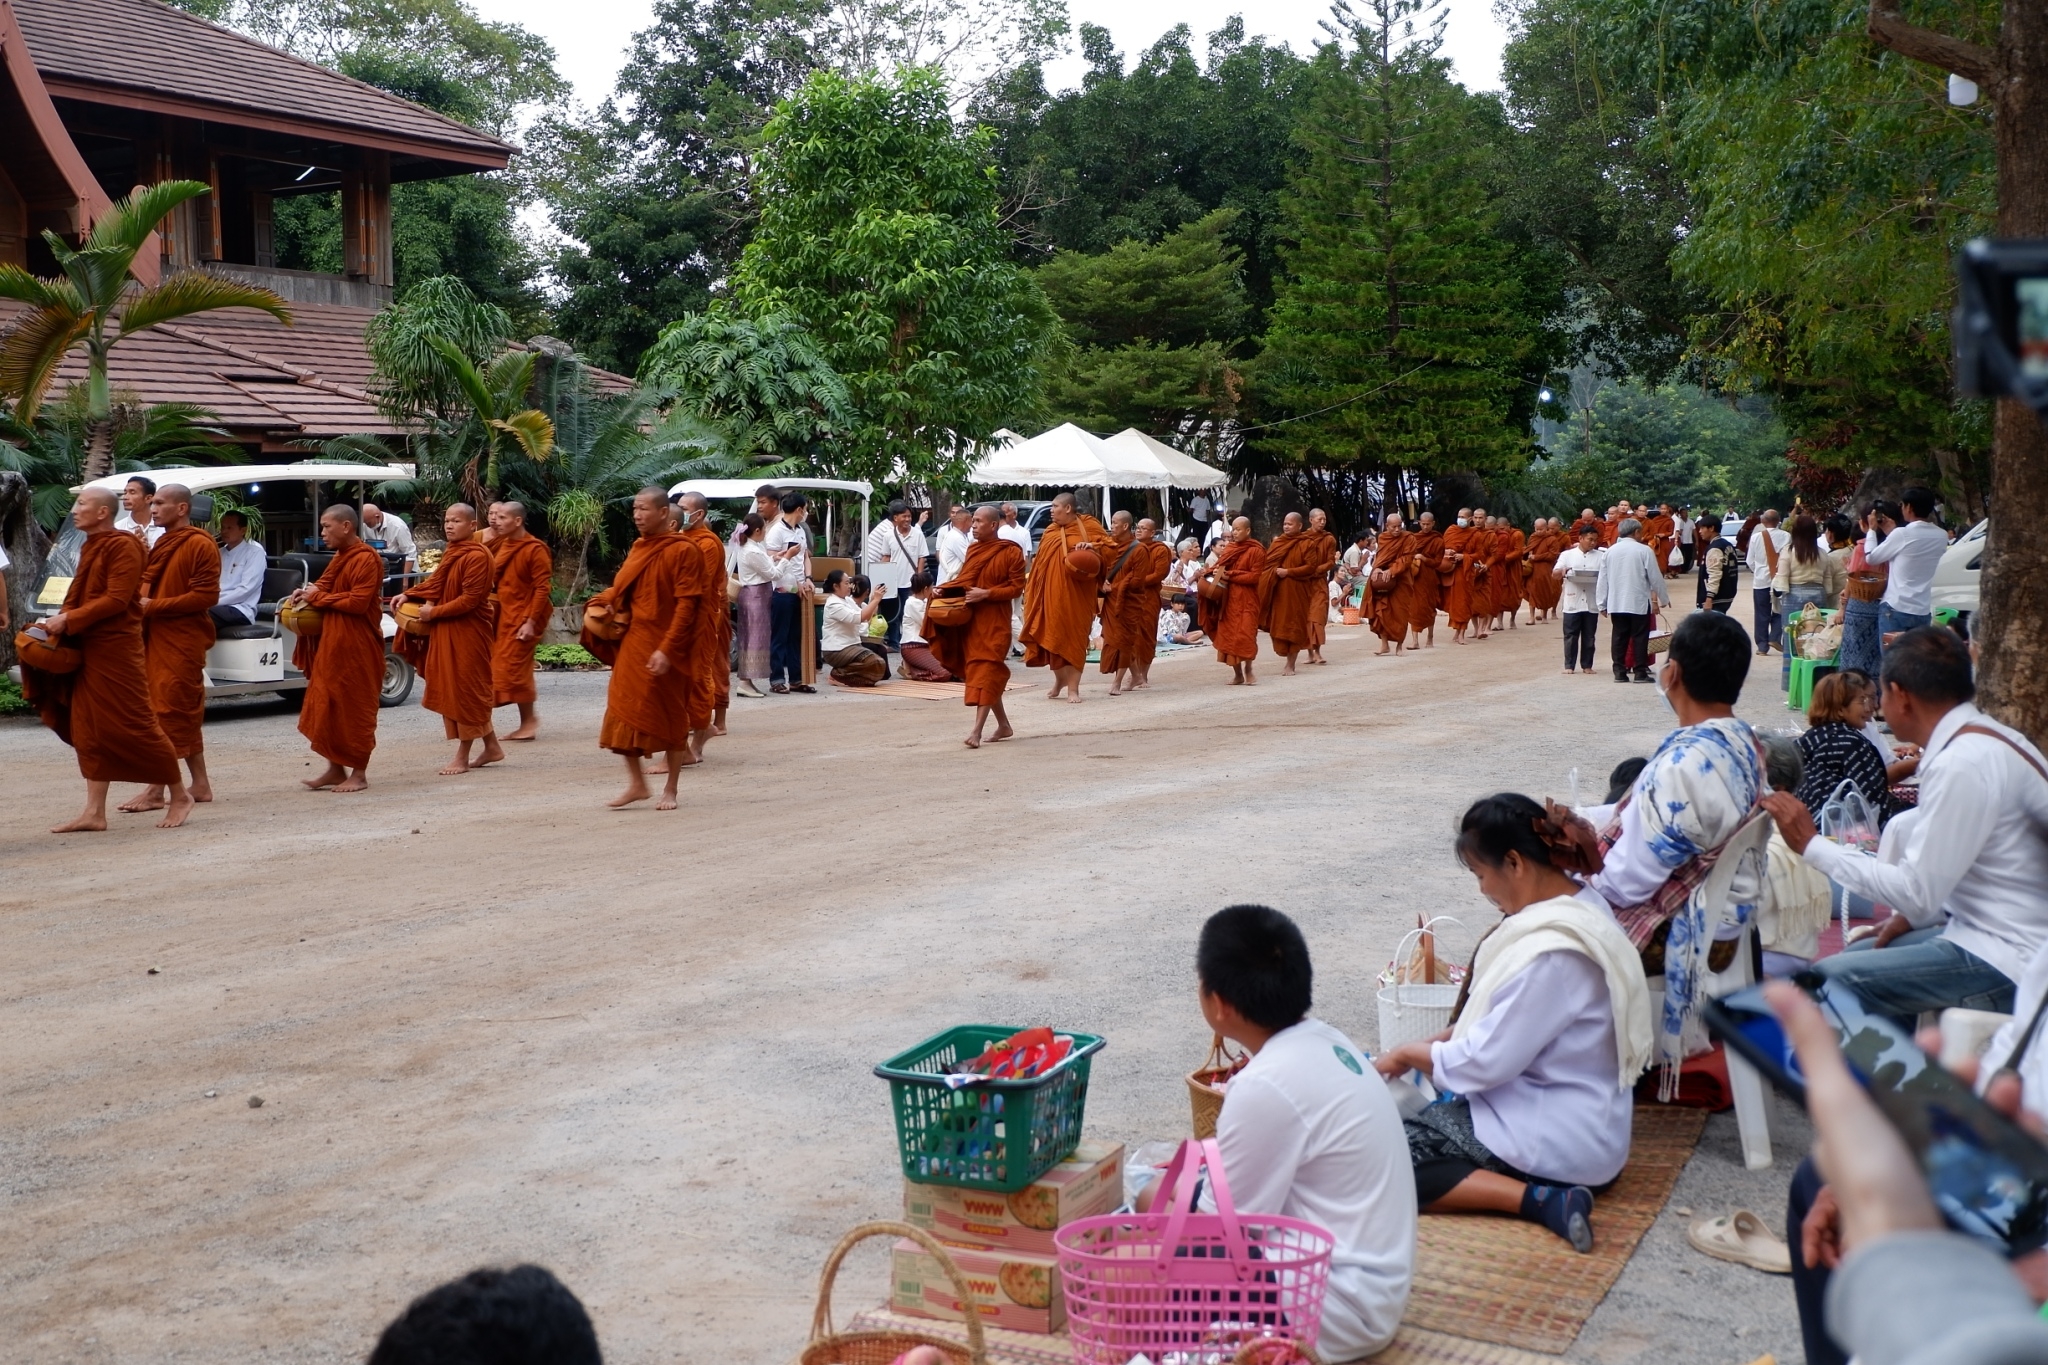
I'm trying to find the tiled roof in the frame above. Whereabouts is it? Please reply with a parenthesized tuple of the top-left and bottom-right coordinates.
(0, 299, 636, 447)
(9, 0, 511, 167)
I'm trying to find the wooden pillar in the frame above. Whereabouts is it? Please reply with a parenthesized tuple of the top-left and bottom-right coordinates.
(251, 188, 274, 268)
(201, 151, 222, 262)
(0, 165, 25, 269)
(340, 148, 392, 284)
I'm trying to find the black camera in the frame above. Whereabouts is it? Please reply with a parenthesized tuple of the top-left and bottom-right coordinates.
(1953, 237, 2048, 419)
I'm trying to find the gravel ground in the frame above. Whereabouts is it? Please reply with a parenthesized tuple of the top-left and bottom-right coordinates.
(3, 612, 1812, 1364)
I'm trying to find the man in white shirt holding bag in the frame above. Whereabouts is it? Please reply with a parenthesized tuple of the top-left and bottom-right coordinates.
(865, 500, 926, 654)
(1552, 524, 1606, 675)
(1746, 508, 1791, 655)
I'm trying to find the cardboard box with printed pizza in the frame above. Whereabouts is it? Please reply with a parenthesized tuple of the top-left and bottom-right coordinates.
(890, 1239, 1066, 1334)
(902, 1139, 1124, 1256)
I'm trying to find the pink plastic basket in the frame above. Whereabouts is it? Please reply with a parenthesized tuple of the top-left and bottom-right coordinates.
(1055, 1138, 1334, 1365)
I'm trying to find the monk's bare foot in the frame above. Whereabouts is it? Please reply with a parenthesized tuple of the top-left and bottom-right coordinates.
(989, 722, 1014, 741)
(1107, 686, 1121, 696)
(51, 813, 109, 833)
(303, 764, 346, 791)
(475, 740, 507, 767)
(189, 781, 214, 803)
(655, 792, 679, 810)
(963, 731, 983, 749)
(119, 788, 167, 813)
(439, 757, 474, 775)
(1282, 663, 1296, 675)
(333, 774, 368, 793)
(710, 723, 727, 737)
(646, 762, 669, 776)
(157, 792, 195, 829)
(608, 779, 652, 808)
(1064, 692, 1083, 704)
(507, 721, 540, 741)
(1228, 675, 1244, 684)
(1046, 685, 1061, 700)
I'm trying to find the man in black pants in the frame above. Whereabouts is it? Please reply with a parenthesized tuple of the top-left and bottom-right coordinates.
(1595, 516, 1667, 683)
(1553, 524, 1604, 674)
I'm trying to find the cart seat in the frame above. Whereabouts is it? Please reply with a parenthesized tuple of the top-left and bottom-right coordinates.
(215, 619, 276, 640)
(218, 563, 307, 639)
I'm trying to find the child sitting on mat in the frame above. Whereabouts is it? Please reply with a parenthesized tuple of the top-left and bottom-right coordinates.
(1373, 794, 1651, 1254)
(1143, 905, 1415, 1361)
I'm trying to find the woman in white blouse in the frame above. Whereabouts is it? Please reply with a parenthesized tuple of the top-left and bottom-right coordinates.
(896, 570, 953, 681)
(733, 513, 777, 697)
(1168, 538, 1205, 598)
(1374, 793, 1652, 1254)
(819, 570, 888, 686)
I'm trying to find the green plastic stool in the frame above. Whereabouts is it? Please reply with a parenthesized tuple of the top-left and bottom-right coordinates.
(1787, 654, 1836, 712)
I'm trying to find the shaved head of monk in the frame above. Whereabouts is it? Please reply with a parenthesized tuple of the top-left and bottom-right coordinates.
(1383, 511, 1403, 531)
(151, 483, 194, 530)
(444, 503, 478, 542)
(1049, 492, 1077, 526)
(319, 504, 361, 549)
(677, 491, 709, 527)
(632, 488, 671, 537)
(1418, 510, 1436, 529)
(1110, 509, 1133, 533)
(1471, 506, 1487, 521)
(1136, 517, 1157, 541)
(971, 503, 1000, 540)
(73, 486, 118, 531)
(1230, 515, 1252, 541)
(1309, 508, 1328, 529)
(489, 501, 527, 536)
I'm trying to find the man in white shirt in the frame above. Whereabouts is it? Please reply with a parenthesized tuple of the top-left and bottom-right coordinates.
(996, 503, 1032, 557)
(1168, 905, 1413, 1361)
(1744, 508, 1791, 655)
(1553, 525, 1606, 675)
(1203, 511, 1230, 550)
(1862, 485, 1949, 644)
(115, 476, 163, 549)
(865, 499, 926, 651)
(1593, 518, 1667, 683)
(765, 492, 813, 691)
(934, 503, 973, 584)
(1763, 626, 2048, 1024)
(360, 503, 416, 573)
(210, 511, 268, 627)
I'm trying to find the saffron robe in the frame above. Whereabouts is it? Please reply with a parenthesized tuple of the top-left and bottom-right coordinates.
(140, 525, 220, 757)
(25, 530, 180, 783)
(1259, 529, 1320, 657)
(1525, 529, 1566, 612)
(489, 533, 551, 707)
(411, 538, 496, 741)
(1201, 538, 1266, 663)
(1099, 536, 1170, 675)
(1440, 524, 1482, 630)
(1021, 514, 1108, 672)
(1409, 529, 1444, 631)
(588, 530, 700, 755)
(676, 522, 730, 730)
(1301, 529, 1338, 647)
(295, 539, 385, 770)
(931, 537, 1027, 705)
(1495, 527, 1527, 616)
(1367, 530, 1419, 643)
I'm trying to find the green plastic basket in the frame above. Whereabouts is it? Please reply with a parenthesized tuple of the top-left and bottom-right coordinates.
(875, 1024, 1107, 1192)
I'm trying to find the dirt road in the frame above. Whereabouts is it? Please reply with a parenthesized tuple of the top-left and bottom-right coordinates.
(2, 617, 1808, 1364)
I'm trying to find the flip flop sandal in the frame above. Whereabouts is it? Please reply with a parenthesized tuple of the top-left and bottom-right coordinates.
(1688, 1210, 1791, 1274)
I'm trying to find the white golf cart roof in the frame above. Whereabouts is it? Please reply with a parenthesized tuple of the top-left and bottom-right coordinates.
(666, 477, 873, 500)
(76, 462, 416, 494)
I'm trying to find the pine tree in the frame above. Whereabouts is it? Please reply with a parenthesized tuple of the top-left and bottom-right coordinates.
(1258, 0, 1536, 484)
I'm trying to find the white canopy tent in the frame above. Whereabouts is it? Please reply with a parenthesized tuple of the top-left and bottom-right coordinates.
(966, 422, 1168, 519)
(1102, 428, 1228, 490)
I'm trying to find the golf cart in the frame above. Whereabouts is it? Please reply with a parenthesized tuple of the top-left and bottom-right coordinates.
(38, 463, 420, 708)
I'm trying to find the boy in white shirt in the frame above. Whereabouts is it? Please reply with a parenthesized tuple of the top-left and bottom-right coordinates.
(1174, 905, 1416, 1360)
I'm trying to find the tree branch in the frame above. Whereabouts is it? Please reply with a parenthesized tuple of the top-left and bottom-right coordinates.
(1866, 3, 1999, 87)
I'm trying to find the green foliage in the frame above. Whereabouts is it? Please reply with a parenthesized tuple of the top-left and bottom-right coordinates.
(364, 276, 514, 420)
(732, 66, 1059, 483)
(1569, 381, 1791, 511)
(534, 642, 602, 668)
(0, 674, 28, 716)
(1254, 0, 1539, 481)
(639, 308, 853, 464)
(0, 396, 233, 529)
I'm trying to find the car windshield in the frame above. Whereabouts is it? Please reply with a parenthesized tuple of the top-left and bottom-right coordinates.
(37, 524, 85, 594)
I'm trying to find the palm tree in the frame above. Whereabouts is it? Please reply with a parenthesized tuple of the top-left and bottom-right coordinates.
(0, 395, 233, 527)
(0, 181, 291, 480)
(428, 338, 555, 502)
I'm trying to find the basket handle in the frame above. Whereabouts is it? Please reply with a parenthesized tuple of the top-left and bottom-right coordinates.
(1201, 1031, 1247, 1074)
(808, 1219, 989, 1365)
(1154, 1138, 1252, 1275)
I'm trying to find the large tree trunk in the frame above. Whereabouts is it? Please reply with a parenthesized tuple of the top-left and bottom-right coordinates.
(1, 472, 45, 670)
(1975, 1, 2048, 744)
(1868, 1, 2048, 743)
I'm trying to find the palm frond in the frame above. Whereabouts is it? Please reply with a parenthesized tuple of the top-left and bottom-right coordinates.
(427, 337, 499, 420)
(0, 265, 80, 310)
(91, 182, 212, 259)
(490, 409, 555, 463)
(484, 350, 536, 408)
(0, 308, 94, 421)
(120, 273, 291, 334)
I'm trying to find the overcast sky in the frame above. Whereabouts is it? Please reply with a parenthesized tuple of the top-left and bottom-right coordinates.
(469, 0, 1513, 112)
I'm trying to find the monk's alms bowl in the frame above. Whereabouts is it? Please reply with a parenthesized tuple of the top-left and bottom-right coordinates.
(14, 629, 82, 674)
(278, 603, 323, 638)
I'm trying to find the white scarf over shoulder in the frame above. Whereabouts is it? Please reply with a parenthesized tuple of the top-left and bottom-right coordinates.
(1451, 892, 1655, 1088)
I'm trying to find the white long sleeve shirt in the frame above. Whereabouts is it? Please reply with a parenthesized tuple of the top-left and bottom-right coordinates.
(1802, 702, 2048, 984)
(766, 518, 810, 592)
(1430, 946, 1633, 1186)
(1213, 1018, 1414, 1360)
(864, 521, 924, 595)
(216, 538, 267, 621)
(1863, 520, 1950, 615)
(1554, 545, 1606, 614)
(736, 540, 777, 587)
(1594, 537, 1668, 616)
(1745, 525, 1790, 580)
(935, 523, 972, 584)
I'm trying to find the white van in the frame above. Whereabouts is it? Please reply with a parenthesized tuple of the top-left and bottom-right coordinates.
(1930, 519, 1987, 619)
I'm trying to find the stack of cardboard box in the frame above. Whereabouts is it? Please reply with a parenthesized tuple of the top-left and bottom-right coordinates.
(890, 1138, 1125, 1335)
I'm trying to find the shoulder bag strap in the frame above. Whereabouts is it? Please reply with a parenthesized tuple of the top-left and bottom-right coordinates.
(1954, 724, 2048, 785)
(1103, 541, 1139, 583)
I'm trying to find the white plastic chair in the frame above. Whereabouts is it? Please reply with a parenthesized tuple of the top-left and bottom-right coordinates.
(1646, 809, 1778, 1170)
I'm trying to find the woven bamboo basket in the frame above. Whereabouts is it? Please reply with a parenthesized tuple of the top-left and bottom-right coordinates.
(799, 1221, 987, 1365)
(1186, 1032, 1249, 1139)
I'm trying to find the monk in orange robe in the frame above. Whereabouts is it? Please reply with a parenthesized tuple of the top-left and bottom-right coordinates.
(1020, 491, 1108, 702)
(1524, 518, 1566, 621)
(1600, 506, 1622, 548)
(673, 492, 730, 757)
(1200, 516, 1266, 683)
(1366, 512, 1420, 654)
(1495, 517, 1527, 630)
(1440, 507, 1480, 643)
(288, 505, 387, 792)
(1408, 510, 1444, 649)
(1301, 509, 1339, 663)
(584, 488, 703, 809)
(1467, 506, 1496, 639)
(1091, 509, 1136, 688)
(397, 504, 501, 774)
(119, 482, 219, 813)
(1647, 502, 1679, 577)
(1260, 511, 1319, 674)
(24, 487, 189, 831)
(1569, 508, 1602, 542)
(930, 505, 1027, 747)
(486, 500, 551, 741)
(1100, 515, 1171, 694)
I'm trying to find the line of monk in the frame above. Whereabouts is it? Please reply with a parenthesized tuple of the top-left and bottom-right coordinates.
(1524, 517, 1567, 623)
(1019, 491, 1108, 703)
(930, 504, 1027, 747)
(1363, 512, 1425, 656)
(484, 500, 551, 742)
(1201, 515, 1267, 683)
(289, 505, 387, 793)
(1261, 510, 1320, 674)
(23, 487, 192, 831)
(1096, 511, 1172, 695)
(123, 482, 221, 814)
(394, 504, 502, 775)
(1441, 507, 1487, 643)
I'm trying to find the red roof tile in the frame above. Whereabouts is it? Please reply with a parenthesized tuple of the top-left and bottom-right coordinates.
(9, 0, 511, 168)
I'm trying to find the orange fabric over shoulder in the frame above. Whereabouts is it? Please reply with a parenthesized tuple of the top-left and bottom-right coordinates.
(1020, 514, 1107, 672)
(1200, 538, 1266, 663)
(931, 537, 1026, 705)
(1301, 529, 1338, 648)
(1366, 530, 1418, 643)
(140, 525, 220, 758)
(1099, 536, 1168, 675)
(295, 538, 386, 770)
(676, 522, 729, 730)
(24, 531, 180, 783)
(1408, 529, 1443, 632)
(1259, 528, 1318, 656)
(595, 529, 697, 755)
(490, 533, 552, 706)
(411, 538, 496, 740)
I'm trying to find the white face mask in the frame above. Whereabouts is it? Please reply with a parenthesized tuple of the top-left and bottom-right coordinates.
(1456, 517, 1469, 527)
(1656, 664, 1676, 714)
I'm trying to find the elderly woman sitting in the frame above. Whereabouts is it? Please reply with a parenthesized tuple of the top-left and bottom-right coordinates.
(1375, 793, 1652, 1253)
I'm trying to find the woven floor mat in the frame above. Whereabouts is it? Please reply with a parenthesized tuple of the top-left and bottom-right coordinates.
(842, 1308, 1556, 1365)
(1403, 1103, 1708, 1354)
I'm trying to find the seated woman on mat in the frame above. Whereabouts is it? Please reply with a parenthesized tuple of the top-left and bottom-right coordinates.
(1373, 794, 1653, 1254)
(895, 572, 954, 681)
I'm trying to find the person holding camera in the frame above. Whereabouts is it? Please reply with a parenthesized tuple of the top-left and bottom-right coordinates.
(1861, 486, 1949, 650)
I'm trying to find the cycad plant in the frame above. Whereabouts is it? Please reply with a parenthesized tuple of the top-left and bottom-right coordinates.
(0, 181, 290, 480)
(0, 394, 232, 527)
